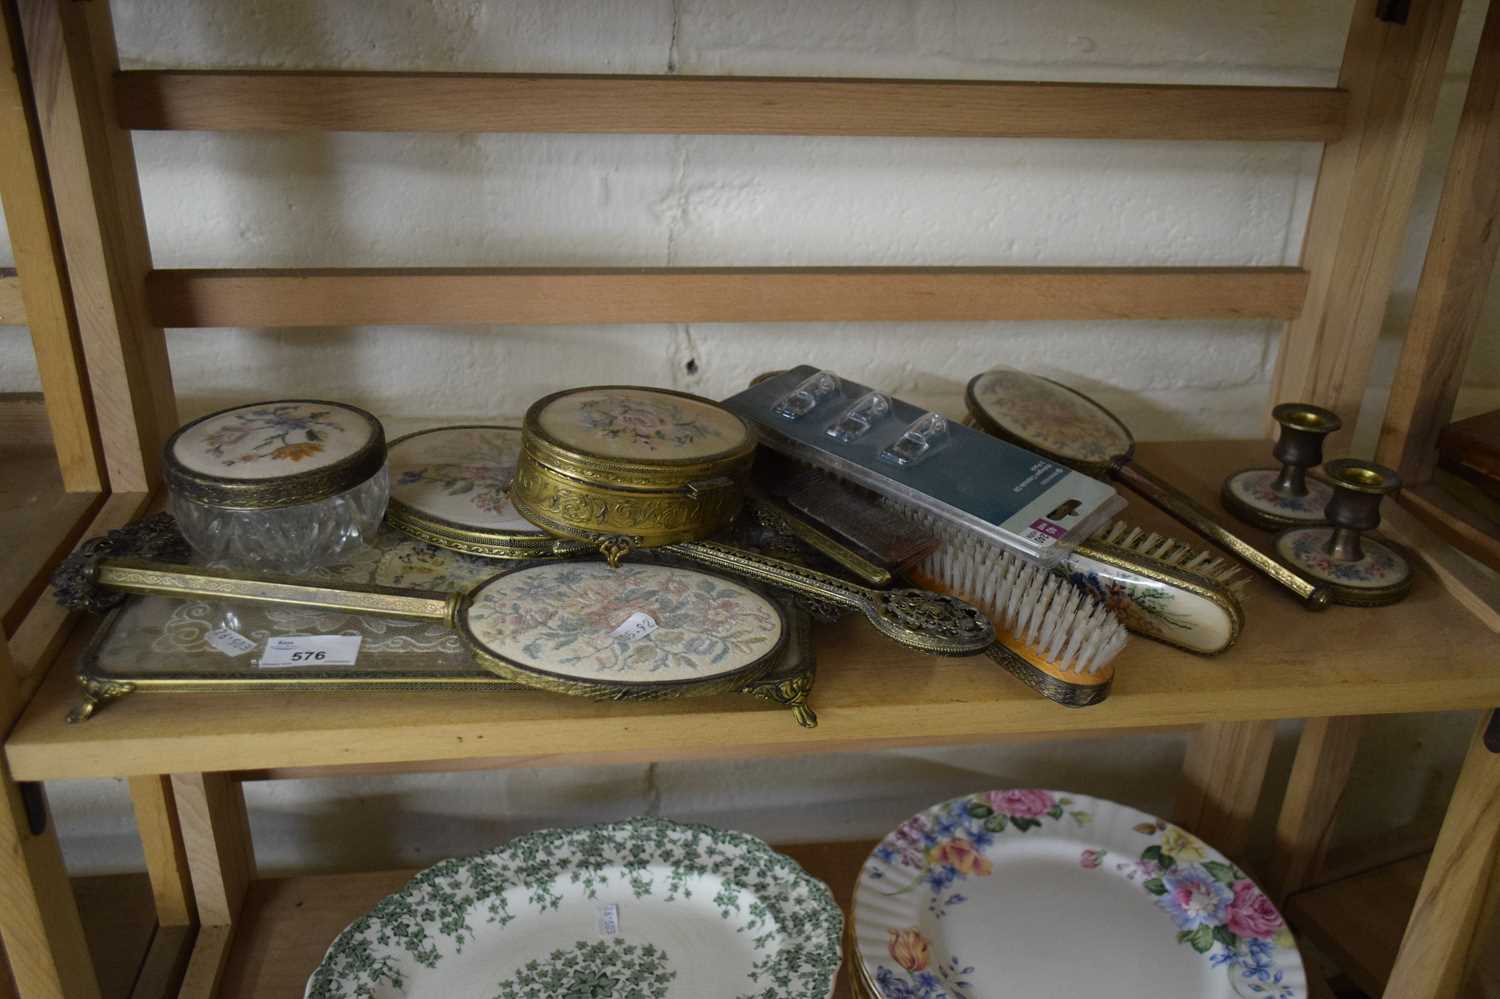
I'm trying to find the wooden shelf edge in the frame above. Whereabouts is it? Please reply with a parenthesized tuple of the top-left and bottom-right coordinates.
(146, 266, 1311, 328)
(1401, 482, 1500, 573)
(115, 71, 1349, 142)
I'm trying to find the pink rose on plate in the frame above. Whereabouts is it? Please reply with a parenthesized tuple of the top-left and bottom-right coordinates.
(987, 788, 1056, 818)
(1225, 880, 1283, 940)
(1079, 849, 1106, 869)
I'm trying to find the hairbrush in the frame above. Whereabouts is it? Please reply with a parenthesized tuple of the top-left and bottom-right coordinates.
(877, 498, 1125, 704)
(893, 503, 1244, 656)
(907, 527, 1127, 707)
(1074, 522, 1247, 654)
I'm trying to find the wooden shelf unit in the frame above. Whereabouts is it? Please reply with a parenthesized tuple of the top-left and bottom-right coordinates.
(11, 439, 1500, 784)
(1, 1, 1498, 999)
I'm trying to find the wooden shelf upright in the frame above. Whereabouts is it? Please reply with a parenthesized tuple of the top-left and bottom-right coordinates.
(1, 1, 1498, 998)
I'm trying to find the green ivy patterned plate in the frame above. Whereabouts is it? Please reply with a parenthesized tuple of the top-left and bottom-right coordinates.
(852, 791, 1306, 999)
(306, 818, 843, 999)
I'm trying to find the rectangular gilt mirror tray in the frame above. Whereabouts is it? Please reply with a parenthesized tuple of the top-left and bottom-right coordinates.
(69, 528, 817, 727)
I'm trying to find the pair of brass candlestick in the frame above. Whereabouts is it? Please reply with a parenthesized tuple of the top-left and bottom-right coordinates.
(1223, 404, 1412, 607)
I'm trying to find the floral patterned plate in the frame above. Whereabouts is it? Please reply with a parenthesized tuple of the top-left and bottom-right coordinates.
(305, 818, 843, 999)
(852, 790, 1305, 999)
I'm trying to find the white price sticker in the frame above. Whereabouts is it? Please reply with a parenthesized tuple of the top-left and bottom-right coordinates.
(204, 627, 255, 658)
(1021, 527, 1059, 547)
(597, 903, 620, 937)
(609, 611, 658, 642)
(258, 635, 362, 669)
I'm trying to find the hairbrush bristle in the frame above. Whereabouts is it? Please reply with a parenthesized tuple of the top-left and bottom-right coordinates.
(1092, 521, 1249, 596)
(890, 503, 1127, 677)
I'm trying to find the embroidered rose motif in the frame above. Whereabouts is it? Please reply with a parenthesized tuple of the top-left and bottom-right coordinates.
(986, 788, 1056, 818)
(928, 838, 992, 877)
(1225, 880, 1283, 940)
(575, 394, 724, 452)
(887, 928, 930, 972)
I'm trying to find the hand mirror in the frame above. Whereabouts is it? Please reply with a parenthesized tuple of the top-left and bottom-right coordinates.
(966, 368, 1329, 609)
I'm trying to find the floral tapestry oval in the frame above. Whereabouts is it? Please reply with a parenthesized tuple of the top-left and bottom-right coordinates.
(171, 400, 376, 479)
(536, 387, 751, 461)
(967, 368, 1132, 468)
(462, 562, 784, 684)
(388, 425, 536, 533)
(852, 789, 1306, 998)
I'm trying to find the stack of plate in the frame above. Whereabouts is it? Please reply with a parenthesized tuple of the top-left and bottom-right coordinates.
(849, 791, 1307, 999)
(306, 818, 843, 998)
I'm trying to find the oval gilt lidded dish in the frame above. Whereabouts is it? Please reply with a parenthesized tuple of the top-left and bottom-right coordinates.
(851, 790, 1306, 999)
(456, 560, 787, 698)
(510, 386, 756, 563)
(305, 818, 844, 999)
(385, 425, 589, 559)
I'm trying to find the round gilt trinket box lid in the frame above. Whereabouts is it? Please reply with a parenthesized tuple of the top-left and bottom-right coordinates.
(511, 386, 757, 557)
(526, 385, 755, 479)
(164, 400, 386, 510)
(385, 425, 589, 559)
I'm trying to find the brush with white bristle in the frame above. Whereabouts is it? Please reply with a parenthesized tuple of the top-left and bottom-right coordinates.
(1089, 521, 1250, 598)
(1071, 520, 1249, 655)
(899, 505, 1127, 707)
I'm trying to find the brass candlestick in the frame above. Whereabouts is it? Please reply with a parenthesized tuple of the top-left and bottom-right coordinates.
(1222, 403, 1342, 530)
(1271, 459, 1413, 607)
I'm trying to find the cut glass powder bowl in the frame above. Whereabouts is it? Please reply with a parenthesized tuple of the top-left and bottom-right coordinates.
(164, 400, 389, 572)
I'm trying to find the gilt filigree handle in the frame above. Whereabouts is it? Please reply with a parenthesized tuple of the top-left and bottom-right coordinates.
(669, 540, 993, 656)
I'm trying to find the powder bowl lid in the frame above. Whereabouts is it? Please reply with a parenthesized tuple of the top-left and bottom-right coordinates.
(386, 425, 589, 559)
(522, 385, 755, 485)
(164, 400, 386, 510)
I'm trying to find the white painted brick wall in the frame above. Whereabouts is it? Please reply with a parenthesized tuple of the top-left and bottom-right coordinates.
(0, 0, 1493, 876)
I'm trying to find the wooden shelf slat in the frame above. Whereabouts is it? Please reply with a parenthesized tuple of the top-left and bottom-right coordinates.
(146, 266, 1310, 328)
(1401, 481, 1500, 572)
(0, 271, 24, 325)
(0, 441, 102, 636)
(115, 71, 1349, 142)
(1288, 856, 1428, 996)
(216, 841, 874, 999)
(11, 440, 1500, 782)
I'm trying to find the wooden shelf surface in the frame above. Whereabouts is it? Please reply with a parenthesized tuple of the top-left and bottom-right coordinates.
(70, 874, 160, 999)
(217, 840, 875, 999)
(0, 402, 102, 634)
(1287, 852, 1500, 997)
(10, 439, 1500, 782)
